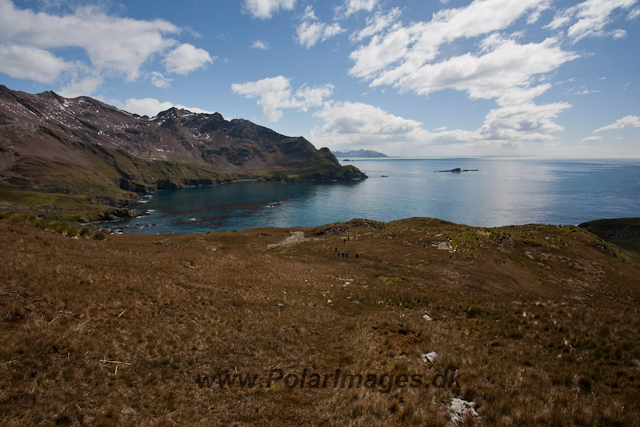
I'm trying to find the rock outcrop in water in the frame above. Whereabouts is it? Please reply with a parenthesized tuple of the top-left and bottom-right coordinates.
(435, 168, 479, 173)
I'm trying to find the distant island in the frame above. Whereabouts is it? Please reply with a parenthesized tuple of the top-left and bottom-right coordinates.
(333, 149, 388, 158)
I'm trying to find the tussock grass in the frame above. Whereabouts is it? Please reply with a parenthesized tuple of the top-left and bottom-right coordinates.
(0, 217, 639, 425)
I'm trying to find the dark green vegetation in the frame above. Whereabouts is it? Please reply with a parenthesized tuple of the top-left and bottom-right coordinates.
(0, 212, 105, 240)
(579, 218, 640, 254)
(0, 85, 365, 222)
(1, 216, 639, 426)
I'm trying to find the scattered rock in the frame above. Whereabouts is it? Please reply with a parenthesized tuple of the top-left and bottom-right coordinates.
(422, 352, 437, 363)
(423, 313, 432, 321)
(449, 398, 478, 424)
(432, 241, 453, 251)
(267, 231, 308, 248)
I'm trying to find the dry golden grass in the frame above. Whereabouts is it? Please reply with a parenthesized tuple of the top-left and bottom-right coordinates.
(1, 217, 639, 426)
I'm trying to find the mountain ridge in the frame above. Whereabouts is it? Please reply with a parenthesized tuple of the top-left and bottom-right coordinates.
(0, 85, 366, 220)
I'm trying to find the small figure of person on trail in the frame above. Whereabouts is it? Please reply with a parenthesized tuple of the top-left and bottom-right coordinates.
(356, 252, 359, 259)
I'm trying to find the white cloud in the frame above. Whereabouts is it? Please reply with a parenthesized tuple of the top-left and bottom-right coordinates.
(251, 40, 269, 50)
(484, 102, 570, 135)
(349, 0, 554, 82)
(377, 37, 577, 101)
(150, 71, 172, 88)
(628, 7, 640, 19)
(594, 115, 640, 132)
(0, 0, 213, 94)
(581, 136, 602, 142)
(433, 101, 572, 146)
(527, 0, 552, 24)
(340, 0, 586, 151)
(311, 101, 431, 149)
(0, 1, 179, 80)
(231, 76, 334, 122)
(296, 6, 345, 48)
(547, 0, 637, 42)
(242, 0, 296, 19)
(123, 98, 214, 117)
(0, 44, 71, 83)
(611, 29, 627, 38)
(350, 8, 401, 43)
(311, 98, 572, 152)
(497, 84, 553, 106)
(314, 101, 425, 136)
(163, 43, 214, 75)
(335, 0, 379, 19)
(59, 74, 104, 98)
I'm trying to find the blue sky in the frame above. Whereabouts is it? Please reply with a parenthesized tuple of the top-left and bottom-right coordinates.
(0, 0, 639, 157)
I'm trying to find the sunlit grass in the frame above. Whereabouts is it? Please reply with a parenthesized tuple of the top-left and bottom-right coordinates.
(0, 217, 638, 425)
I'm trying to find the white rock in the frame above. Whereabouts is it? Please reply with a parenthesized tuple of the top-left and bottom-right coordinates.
(449, 398, 478, 424)
(422, 352, 437, 363)
(423, 314, 432, 321)
(432, 241, 452, 251)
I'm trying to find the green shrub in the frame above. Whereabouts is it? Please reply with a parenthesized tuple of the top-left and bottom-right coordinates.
(52, 222, 69, 234)
(9, 213, 28, 223)
(32, 218, 50, 230)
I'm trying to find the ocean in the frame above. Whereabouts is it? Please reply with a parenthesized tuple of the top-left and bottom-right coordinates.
(103, 157, 640, 234)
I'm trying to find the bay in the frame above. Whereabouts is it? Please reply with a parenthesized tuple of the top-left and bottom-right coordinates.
(105, 157, 640, 234)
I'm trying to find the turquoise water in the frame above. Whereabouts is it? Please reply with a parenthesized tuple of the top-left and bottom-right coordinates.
(106, 158, 640, 234)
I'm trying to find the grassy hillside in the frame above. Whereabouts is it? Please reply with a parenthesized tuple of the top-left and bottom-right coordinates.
(1, 216, 639, 426)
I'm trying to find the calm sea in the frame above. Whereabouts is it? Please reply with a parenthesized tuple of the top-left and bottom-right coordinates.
(104, 157, 640, 234)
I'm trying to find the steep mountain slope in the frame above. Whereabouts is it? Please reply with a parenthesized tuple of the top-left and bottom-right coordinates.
(0, 85, 365, 219)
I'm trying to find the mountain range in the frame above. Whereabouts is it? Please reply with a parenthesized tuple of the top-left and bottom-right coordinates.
(0, 85, 365, 220)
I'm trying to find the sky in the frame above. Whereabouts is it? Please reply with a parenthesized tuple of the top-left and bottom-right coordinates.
(0, 0, 639, 158)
